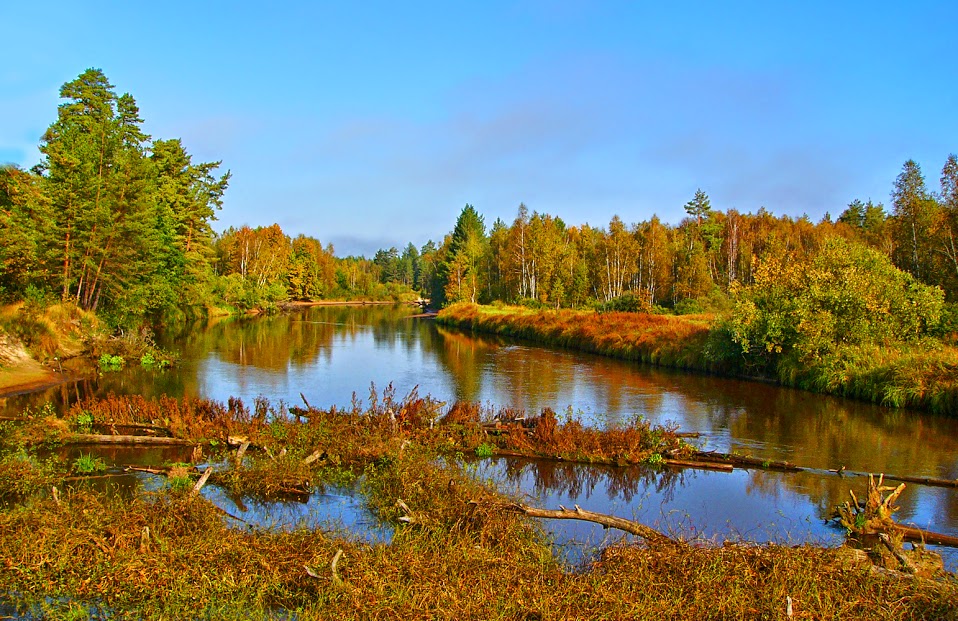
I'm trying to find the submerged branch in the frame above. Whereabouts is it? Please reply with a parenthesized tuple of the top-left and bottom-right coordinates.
(498, 502, 682, 547)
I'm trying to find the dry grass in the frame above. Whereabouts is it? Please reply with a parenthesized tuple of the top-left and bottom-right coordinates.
(2, 394, 956, 617)
(0, 450, 955, 620)
(437, 303, 719, 371)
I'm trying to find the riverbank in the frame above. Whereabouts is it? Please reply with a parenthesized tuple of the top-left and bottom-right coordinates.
(436, 303, 958, 415)
(1, 393, 955, 619)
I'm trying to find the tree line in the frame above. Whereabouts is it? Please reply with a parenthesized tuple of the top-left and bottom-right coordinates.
(0, 69, 419, 328)
(410, 160, 958, 312)
(3, 69, 956, 331)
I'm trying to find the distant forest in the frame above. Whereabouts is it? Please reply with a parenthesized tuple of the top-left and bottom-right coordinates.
(2, 69, 957, 328)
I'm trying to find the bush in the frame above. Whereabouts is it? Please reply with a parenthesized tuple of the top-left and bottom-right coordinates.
(726, 238, 944, 369)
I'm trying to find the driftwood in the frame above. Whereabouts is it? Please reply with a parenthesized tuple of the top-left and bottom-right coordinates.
(301, 449, 326, 466)
(663, 458, 733, 472)
(879, 532, 916, 574)
(290, 393, 319, 419)
(66, 434, 192, 446)
(690, 450, 803, 472)
(191, 466, 213, 496)
(124, 466, 170, 475)
(879, 473, 958, 489)
(98, 422, 171, 434)
(897, 524, 958, 548)
(305, 548, 347, 589)
(500, 502, 682, 547)
(234, 440, 251, 467)
(682, 443, 958, 490)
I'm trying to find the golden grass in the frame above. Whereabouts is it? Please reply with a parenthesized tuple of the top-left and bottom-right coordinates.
(1, 448, 955, 620)
(437, 303, 718, 372)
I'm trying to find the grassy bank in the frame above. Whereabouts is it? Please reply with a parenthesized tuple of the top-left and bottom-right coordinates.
(1, 393, 955, 619)
(437, 304, 958, 414)
(437, 303, 720, 372)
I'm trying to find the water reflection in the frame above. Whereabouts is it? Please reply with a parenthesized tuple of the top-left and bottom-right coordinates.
(474, 456, 957, 570)
(3, 305, 958, 561)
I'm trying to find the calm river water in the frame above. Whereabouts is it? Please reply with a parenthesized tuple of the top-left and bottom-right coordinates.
(5, 305, 958, 566)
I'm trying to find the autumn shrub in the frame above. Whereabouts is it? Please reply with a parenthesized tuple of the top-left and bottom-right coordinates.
(726, 237, 944, 372)
(0, 449, 58, 502)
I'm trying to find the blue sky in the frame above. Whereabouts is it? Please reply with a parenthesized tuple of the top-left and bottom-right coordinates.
(2, 1, 956, 256)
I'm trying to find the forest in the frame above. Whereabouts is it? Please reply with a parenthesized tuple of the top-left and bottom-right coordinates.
(2, 69, 957, 340)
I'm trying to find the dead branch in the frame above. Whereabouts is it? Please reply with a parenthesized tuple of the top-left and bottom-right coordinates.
(300, 392, 315, 411)
(124, 466, 170, 475)
(690, 451, 803, 472)
(331, 549, 345, 588)
(663, 459, 733, 472)
(235, 440, 251, 467)
(191, 466, 213, 496)
(878, 532, 916, 574)
(301, 449, 325, 466)
(501, 502, 682, 547)
(896, 524, 958, 548)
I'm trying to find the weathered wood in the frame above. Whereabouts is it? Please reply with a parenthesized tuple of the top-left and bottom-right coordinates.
(331, 549, 345, 588)
(879, 532, 916, 574)
(502, 502, 682, 547)
(896, 524, 958, 548)
(880, 473, 958, 489)
(66, 434, 192, 446)
(663, 458, 733, 472)
(690, 451, 803, 472)
(99, 422, 170, 433)
(302, 449, 325, 466)
(300, 392, 313, 410)
(191, 466, 213, 496)
(235, 440, 251, 467)
(124, 466, 170, 475)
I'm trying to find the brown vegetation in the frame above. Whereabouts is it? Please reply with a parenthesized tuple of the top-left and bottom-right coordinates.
(2, 393, 956, 618)
(438, 303, 717, 371)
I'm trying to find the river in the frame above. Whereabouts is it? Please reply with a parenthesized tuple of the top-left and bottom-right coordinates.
(4, 304, 957, 567)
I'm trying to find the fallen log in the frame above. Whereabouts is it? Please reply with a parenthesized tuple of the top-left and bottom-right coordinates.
(879, 532, 916, 574)
(897, 524, 958, 548)
(499, 502, 682, 547)
(191, 466, 213, 496)
(65, 434, 193, 446)
(880, 473, 958, 489)
(663, 458, 733, 472)
(690, 451, 803, 472)
(124, 466, 171, 475)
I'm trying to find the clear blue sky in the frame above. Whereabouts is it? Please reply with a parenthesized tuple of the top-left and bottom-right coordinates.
(2, 1, 956, 256)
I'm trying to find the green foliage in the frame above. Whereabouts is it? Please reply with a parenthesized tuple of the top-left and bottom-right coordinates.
(167, 474, 194, 493)
(474, 443, 495, 458)
(72, 453, 106, 474)
(0, 450, 59, 501)
(74, 411, 93, 431)
(726, 237, 944, 371)
(596, 292, 649, 313)
(98, 353, 125, 370)
(642, 452, 664, 467)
